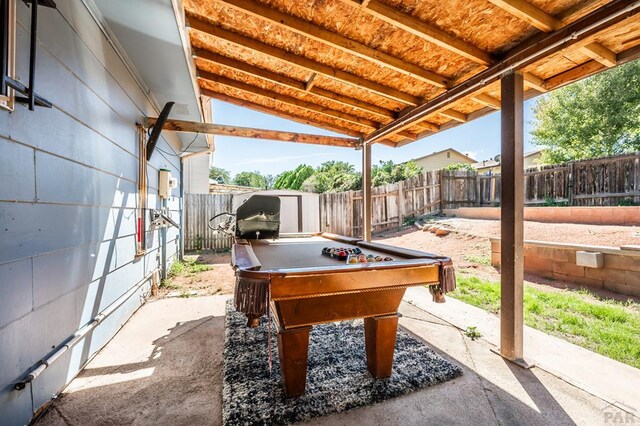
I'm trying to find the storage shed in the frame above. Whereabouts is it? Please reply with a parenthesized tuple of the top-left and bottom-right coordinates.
(232, 189, 320, 233)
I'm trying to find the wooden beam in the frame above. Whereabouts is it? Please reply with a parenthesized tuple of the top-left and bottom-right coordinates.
(211, 0, 450, 88)
(364, 1, 640, 144)
(188, 16, 421, 105)
(439, 108, 467, 123)
(198, 70, 381, 130)
(146, 118, 361, 147)
(199, 70, 418, 141)
(544, 59, 605, 90)
(413, 121, 440, 132)
(194, 47, 395, 120)
(488, 0, 618, 67)
(201, 88, 365, 138)
(522, 72, 548, 92)
(580, 41, 617, 67)
(489, 0, 557, 31)
(362, 143, 372, 241)
(348, 0, 494, 66)
(305, 73, 317, 91)
(499, 70, 525, 363)
(471, 93, 501, 109)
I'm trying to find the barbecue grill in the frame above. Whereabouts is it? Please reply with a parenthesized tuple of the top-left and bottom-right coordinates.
(210, 195, 281, 240)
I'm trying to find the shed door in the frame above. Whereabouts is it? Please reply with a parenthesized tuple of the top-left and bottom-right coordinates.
(279, 196, 300, 233)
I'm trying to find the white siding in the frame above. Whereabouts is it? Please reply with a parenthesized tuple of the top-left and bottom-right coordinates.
(183, 153, 212, 194)
(413, 150, 476, 172)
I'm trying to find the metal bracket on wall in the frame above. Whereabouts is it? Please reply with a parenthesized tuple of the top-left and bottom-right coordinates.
(2, 0, 56, 110)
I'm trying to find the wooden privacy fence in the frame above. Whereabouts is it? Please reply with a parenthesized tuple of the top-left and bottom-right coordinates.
(320, 170, 441, 237)
(442, 152, 640, 207)
(185, 153, 640, 245)
(320, 152, 640, 237)
(184, 193, 233, 251)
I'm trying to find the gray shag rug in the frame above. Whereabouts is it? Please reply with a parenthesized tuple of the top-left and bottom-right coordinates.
(223, 301, 462, 425)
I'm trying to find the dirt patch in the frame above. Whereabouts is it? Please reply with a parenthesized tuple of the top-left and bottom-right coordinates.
(427, 218, 640, 247)
(376, 218, 640, 303)
(155, 252, 236, 298)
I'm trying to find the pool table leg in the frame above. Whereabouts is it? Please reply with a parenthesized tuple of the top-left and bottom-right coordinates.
(364, 314, 400, 378)
(277, 326, 311, 397)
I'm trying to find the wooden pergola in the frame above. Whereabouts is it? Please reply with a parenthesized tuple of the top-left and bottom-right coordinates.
(154, 0, 640, 366)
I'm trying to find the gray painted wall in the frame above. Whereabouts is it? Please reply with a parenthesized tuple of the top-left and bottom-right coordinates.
(0, 2, 182, 424)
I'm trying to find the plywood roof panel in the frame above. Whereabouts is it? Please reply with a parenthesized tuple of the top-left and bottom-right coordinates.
(182, 0, 640, 147)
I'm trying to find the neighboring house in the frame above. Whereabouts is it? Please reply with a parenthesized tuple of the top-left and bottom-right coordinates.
(524, 150, 544, 169)
(184, 153, 213, 194)
(473, 159, 500, 174)
(410, 148, 476, 172)
(473, 150, 545, 174)
(0, 1, 210, 423)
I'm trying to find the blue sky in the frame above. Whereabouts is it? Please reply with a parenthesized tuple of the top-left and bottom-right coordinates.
(210, 99, 539, 176)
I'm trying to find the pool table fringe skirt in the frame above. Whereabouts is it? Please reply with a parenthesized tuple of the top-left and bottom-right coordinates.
(234, 274, 271, 318)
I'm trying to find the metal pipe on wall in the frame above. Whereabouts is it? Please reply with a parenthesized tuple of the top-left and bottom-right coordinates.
(179, 158, 184, 262)
(13, 270, 158, 391)
(161, 198, 168, 281)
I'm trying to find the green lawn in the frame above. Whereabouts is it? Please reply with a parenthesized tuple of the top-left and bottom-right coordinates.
(448, 274, 640, 368)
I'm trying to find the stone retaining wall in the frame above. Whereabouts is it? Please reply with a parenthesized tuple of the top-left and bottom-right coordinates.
(444, 206, 640, 226)
(490, 239, 640, 297)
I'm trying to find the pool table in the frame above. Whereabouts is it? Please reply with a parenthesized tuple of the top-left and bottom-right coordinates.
(231, 232, 455, 397)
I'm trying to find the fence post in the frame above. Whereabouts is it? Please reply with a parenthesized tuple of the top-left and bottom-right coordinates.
(635, 157, 640, 203)
(568, 161, 575, 206)
(439, 169, 444, 211)
(423, 173, 428, 214)
(399, 182, 404, 224)
(475, 173, 481, 206)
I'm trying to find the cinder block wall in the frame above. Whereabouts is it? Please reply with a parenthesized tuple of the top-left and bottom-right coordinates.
(491, 240, 640, 297)
(0, 2, 181, 424)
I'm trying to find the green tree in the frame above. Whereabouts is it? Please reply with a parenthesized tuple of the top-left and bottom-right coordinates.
(274, 164, 315, 190)
(444, 163, 475, 171)
(371, 160, 422, 186)
(264, 174, 275, 190)
(531, 60, 640, 164)
(233, 171, 267, 188)
(209, 166, 230, 184)
(301, 161, 361, 193)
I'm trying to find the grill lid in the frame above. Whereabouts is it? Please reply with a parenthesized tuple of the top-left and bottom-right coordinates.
(235, 195, 280, 239)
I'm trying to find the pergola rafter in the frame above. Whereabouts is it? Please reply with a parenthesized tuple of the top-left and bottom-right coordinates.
(146, 118, 362, 147)
(212, 0, 451, 89)
(365, 0, 640, 143)
(187, 15, 423, 106)
(488, 0, 619, 68)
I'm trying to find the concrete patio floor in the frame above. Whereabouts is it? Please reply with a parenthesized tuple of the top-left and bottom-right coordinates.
(37, 293, 638, 425)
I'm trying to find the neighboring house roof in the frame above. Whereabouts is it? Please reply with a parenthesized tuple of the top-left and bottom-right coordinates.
(473, 150, 545, 171)
(472, 159, 499, 170)
(209, 183, 257, 193)
(411, 148, 477, 164)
